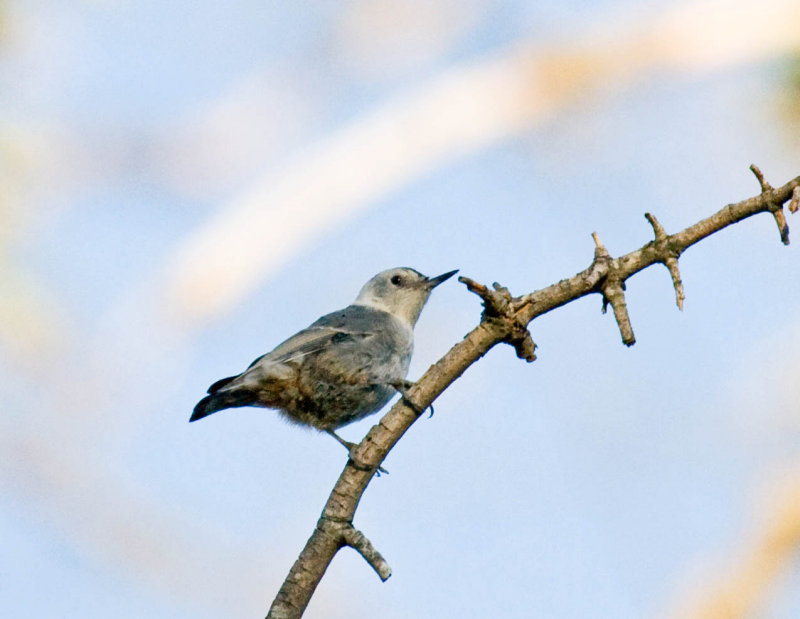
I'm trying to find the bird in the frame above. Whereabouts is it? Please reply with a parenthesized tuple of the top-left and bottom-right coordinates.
(190, 267, 457, 453)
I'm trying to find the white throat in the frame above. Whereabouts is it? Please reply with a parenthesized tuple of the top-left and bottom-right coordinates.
(354, 296, 415, 330)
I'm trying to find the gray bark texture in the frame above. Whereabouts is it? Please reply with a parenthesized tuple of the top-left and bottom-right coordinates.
(266, 166, 800, 619)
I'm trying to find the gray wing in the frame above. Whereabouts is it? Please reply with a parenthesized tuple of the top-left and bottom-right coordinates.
(248, 325, 373, 368)
(247, 305, 388, 369)
(241, 305, 410, 383)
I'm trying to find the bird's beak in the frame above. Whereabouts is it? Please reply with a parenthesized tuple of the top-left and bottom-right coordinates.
(425, 269, 459, 288)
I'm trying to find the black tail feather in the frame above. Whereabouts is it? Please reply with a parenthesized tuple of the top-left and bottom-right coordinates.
(207, 375, 238, 393)
(190, 389, 257, 422)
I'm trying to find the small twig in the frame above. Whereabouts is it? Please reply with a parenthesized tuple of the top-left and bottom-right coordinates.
(790, 186, 800, 214)
(751, 164, 790, 245)
(644, 212, 668, 239)
(603, 279, 635, 346)
(459, 276, 512, 317)
(592, 232, 636, 346)
(749, 164, 770, 191)
(458, 276, 490, 299)
(507, 322, 537, 361)
(774, 210, 789, 245)
(592, 232, 611, 308)
(664, 256, 685, 310)
(342, 526, 392, 582)
(645, 212, 685, 310)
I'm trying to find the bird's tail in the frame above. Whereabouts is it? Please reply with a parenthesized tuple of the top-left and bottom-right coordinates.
(190, 388, 257, 422)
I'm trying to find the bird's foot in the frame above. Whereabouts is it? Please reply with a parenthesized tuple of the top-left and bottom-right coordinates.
(388, 380, 434, 418)
(326, 430, 388, 476)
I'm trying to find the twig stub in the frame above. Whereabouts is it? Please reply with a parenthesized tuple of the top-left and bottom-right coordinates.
(790, 186, 800, 214)
(342, 526, 392, 582)
(591, 232, 636, 346)
(644, 212, 685, 310)
(459, 275, 537, 361)
(751, 164, 790, 245)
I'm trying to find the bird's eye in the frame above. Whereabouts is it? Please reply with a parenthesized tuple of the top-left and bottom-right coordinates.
(390, 275, 402, 286)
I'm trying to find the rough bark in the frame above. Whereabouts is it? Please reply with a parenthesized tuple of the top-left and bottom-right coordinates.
(266, 166, 799, 619)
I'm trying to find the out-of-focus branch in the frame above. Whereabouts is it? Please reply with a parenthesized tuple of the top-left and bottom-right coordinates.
(265, 169, 800, 618)
(671, 475, 800, 619)
(162, 0, 800, 329)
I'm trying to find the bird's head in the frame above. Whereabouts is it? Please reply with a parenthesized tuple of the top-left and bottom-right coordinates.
(354, 267, 457, 327)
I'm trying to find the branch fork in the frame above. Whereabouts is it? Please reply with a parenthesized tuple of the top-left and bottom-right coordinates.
(590, 232, 636, 346)
(645, 212, 685, 310)
(751, 164, 790, 245)
(459, 276, 537, 361)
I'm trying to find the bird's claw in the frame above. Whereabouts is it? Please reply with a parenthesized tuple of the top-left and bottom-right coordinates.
(348, 447, 389, 476)
(388, 380, 432, 417)
(327, 430, 388, 476)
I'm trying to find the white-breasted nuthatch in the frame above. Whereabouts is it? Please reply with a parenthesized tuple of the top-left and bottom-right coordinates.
(191, 267, 457, 450)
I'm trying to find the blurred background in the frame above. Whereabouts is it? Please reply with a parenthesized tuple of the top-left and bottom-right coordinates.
(2, 1, 800, 617)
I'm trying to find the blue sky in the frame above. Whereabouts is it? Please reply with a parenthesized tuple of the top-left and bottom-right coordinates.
(2, 1, 800, 618)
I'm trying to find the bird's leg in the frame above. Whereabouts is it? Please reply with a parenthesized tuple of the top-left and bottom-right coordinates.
(326, 428, 356, 451)
(325, 430, 388, 476)
(387, 380, 434, 418)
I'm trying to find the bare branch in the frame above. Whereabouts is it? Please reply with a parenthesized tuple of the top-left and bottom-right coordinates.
(266, 168, 800, 619)
(342, 526, 392, 582)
